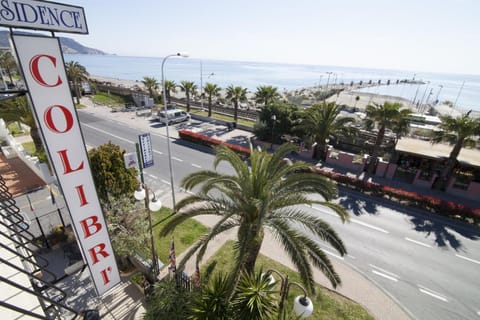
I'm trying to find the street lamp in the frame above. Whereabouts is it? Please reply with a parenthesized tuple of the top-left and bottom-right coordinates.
(266, 269, 314, 318)
(162, 52, 189, 209)
(271, 114, 276, 150)
(134, 184, 162, 279)
(200, 61, 215, 111)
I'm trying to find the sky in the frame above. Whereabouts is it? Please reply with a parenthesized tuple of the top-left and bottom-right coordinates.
(64, 0, 480, 75)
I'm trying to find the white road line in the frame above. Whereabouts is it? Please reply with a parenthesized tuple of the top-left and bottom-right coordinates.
(456, 254, 480, 265)
(147, 174, 158, 179)
(351, 218, 389, 234)
(405, 237, 432, 248)
(83, 123, 134, 144)
(154, 150, 163, 155)
(321, 248, 344, 260)
(418, 285, 448, 302)
(172, 156, 183, 162)
(161, 179, 170, 185)
(310, 205, 338, 217)
(477, 311, 480, 317)
(348, 254, 356, 260)
(369, 264, 400, 279)
(191, 163, 202, 168)
(372, 270, 398, 282)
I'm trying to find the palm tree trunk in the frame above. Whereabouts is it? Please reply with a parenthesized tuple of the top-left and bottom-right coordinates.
(367, 125, 385, 174)
(243, 236, 263, 273)
(186, 92, 190, 112)
(433, 139, 463, 190)
(233, 101, 238, 122)
(73, 80, 81, 104)
(30, 125, 44, 154)
(208, 97, 212, 117)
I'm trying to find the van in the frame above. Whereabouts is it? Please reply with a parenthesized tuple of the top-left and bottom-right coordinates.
(157, 109, 190, 124)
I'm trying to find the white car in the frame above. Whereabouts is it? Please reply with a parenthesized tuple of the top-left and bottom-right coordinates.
(157, 109, 190, 125)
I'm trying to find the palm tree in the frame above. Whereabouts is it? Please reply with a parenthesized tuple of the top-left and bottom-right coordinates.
(255, 85, 281, 108)
(180, 80, 198, 112)
(430, 111, 480, 190)
(0, 51, 17, 85)
(295, 102, 356, 161)
(163, 80, 177, 104)
(225, 85, 247, 123)
(0, 96, 43, 154)
(65, 61, 89, 104)
(142, 76, 159, 98)
(364, 101, 412, 173)
(204, 83, 221, 117)
(189, 273, 233, 320)
(160, 143, 348, 295)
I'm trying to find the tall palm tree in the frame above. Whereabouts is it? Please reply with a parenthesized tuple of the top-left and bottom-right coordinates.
(163, 80, 177, 104)
(204, 83, 221, 117)
(430, 111, 480, 190)
(255, 85, 281, 108)
(180, 80, 198, 112)
(142, 76, 159, 98)
(65, 61, 89, 104)
(160, 143, 348, 295)
(225, 85, 247, 123)
(295, 102, 356, 161)
(364, 101, 412, 173)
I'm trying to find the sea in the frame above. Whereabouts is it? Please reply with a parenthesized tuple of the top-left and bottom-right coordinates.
(64, 54, 480, 112)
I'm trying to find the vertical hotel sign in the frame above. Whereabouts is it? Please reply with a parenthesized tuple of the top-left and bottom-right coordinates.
(11, 35, 120, 295)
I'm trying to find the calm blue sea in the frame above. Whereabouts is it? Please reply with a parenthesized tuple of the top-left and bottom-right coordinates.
(65, 54, 480, 111)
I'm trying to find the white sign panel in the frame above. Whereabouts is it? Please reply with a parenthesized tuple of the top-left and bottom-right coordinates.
(123, 152, 138, 170)
(0, 0, 88, 34)
(139, 133, 154, 168)
(12, 34, 119, 295)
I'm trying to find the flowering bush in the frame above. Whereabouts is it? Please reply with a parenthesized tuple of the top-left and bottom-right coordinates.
(178, 130, 251, 157)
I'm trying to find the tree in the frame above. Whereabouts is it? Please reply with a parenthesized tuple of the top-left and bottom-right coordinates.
(430, 111, 480, 190)
(0, 96, 44, 155)
(0, 50, 17, 85)
(364, 101, 412, 173)
(160, 143, 348, 295)
(254, 101, 299, 144)
(180, 80, 198, 112)
(142, 76, 159, 98)
(225, 85, 248, 123)
(87, 142, 139, 204)
(189, 273, 233, 320)
(203, 82, 221, 117)
(145, 278, 195, 320)
(65, 61, 89, 104)
(255, 85, 281, 108)
(163, 80, 177, 104)
(295, 102, 356, 161)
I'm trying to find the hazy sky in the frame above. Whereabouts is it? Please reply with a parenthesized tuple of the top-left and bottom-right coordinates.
(65, 0, 480, 75)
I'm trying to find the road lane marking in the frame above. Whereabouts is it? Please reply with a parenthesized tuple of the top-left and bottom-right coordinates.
(405, 237, 432, 248)
(455, 254, 480, 265)
(351, 218, 389, 234)
(161, 179, 170, 185)
(477, 311, 480, 317)
(83, 123, 135, 144)
(172, 156, 183, 162)
(310, 205, 341, 217)
(369, 264, 400, 279)
(348, 254, 356, 260)
(147, 174, 158, 179)
(191, 163, 202, 168)
(372, 270, 398, 282)
(321, 248, 344, 260)
(154, 150, 163, 155)
(418, 285, 448, 302)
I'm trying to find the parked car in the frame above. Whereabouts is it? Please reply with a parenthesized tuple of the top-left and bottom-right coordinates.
(157, 109, 190, 125)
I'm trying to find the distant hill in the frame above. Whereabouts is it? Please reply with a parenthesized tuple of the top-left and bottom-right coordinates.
(0, 30, 106, 55)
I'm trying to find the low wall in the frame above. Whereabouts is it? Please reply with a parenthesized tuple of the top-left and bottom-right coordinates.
(325, 148, 365, 173)
(447, 180, 480, 201)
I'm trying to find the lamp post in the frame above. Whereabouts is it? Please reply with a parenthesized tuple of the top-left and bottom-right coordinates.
(266, 269, 314, 318)
(162, 52, 189, 209)
(271, 114, 276, 150)
(435, 85, 443, 104)
(200, 61, 215, 111)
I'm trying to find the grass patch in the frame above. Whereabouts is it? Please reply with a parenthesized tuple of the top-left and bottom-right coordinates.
(93, 91, 127, 106)
(203, 241, 374, 320)
(151, 207, 209, 269)
(177, 105, 256, 128)
(22, 141, 35, 154)
(7, 122, 26, 136)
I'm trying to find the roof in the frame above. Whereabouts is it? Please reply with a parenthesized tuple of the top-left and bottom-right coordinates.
(396, 138, 480, 167)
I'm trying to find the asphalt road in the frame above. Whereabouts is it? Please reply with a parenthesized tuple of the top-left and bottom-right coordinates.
(77, 110, 480, 320)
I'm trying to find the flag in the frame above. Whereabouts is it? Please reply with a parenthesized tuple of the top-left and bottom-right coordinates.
(26, 194, 34, 212)
(194, 263, 201, 288)
(168, 239, 176, 271)
(48, 185, 56, 205)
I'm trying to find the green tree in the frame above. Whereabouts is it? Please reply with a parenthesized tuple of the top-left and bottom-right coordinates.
(203, 82, 221, 117)
(163, 80, 177, 104)
(189, 273, 233, 320)
(0, 96, 44, 155)
(430, 111, 480, 190)
(225, 85, 248, 123)
(142, 76, 159, 98)
(145, 278, 195, 320)
(65, 61, 89, 104)
(180, 80, 198, 112)
(364, 101, 412, 173)
(0, 50, 17, 85)
(295, 102, 356, 161)
(255, 85, 281, 108)
(103, 196, 150, 269)
(254, 101, 299, 144)
(160, 143, 348, 296)
(87, 142, 139, 204)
